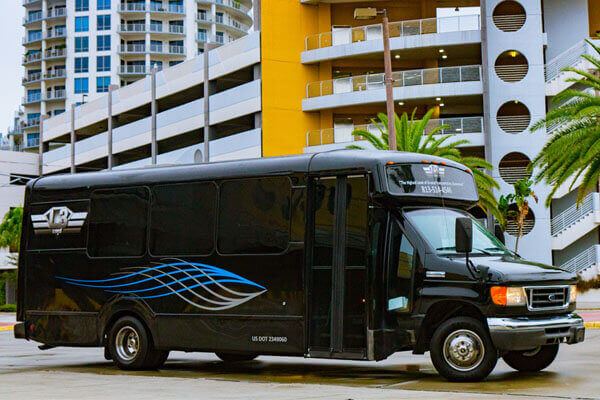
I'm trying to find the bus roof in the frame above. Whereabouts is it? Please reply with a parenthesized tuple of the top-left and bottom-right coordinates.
(30, 150, 469, 192)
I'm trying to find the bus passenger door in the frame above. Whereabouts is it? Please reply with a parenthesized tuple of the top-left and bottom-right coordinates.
(308, 175, 368, 358)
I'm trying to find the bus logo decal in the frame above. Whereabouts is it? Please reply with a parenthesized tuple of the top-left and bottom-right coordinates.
(31, 206, 88, 235)
(423, 165, 445, 178)
(56, 259, 267, 311)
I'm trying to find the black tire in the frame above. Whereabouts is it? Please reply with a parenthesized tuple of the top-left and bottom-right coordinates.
(215, 352, 258, 362)
(502, 344, 559, 372)
(108, 316, 159, 370)
(430, 317, 498, 382)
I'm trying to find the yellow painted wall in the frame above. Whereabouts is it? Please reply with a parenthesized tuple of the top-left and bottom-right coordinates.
(590, 0, 600, 37)
(261, 0, 480, 157)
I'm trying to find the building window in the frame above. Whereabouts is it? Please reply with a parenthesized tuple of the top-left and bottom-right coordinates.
(74, 78, 89, 94)
(97, 0, 110, 10)
(197, 28, 207, 41)
(216, 31, 224, 44)
(150, 60, 163, 71)
(75, 16, 89, 32)
(54, 110, 65, 116)
(169, 60, 182, 67)
(150, 183, 217, 256)
(218, 177, 292, 254)
(88, 187, 149, 257)
(75, 36, 89, 52)
(75, 0, 89, 12)
(97, 76, 111, 93)
(97, 35, 111, 51)
(97, 15, 111, 31)
(97, 55, 111, 72)
(74, 57, 89, 73)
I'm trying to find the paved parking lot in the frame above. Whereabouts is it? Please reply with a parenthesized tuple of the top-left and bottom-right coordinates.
(1, 317, 600, 400)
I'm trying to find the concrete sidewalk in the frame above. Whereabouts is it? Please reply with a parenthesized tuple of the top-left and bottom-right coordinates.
(0, 313, 16, 331)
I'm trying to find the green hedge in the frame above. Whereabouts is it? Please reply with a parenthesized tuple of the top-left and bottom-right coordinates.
(0, 304, 16, 312)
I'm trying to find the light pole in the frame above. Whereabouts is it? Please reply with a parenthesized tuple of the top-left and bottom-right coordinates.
(354, 7, 397, 151)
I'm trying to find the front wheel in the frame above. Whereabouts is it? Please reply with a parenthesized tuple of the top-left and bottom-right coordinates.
(430, 317, 498, 382)
(502, 344, 559, 372)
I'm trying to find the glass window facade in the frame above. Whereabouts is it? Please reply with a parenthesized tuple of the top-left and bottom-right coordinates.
(97, 15, 111, 31)
(75, 37, 89, 52)
(97, 55, 111, 72)
(74, 78, 89, 94)
(75, 16, 89, 32)
(74, 57, 89, 73)
(97, 35, 111, 51)
(96, 76, 111, 93)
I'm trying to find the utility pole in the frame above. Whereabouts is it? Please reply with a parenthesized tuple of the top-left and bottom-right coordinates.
(355, 8, 396, 150)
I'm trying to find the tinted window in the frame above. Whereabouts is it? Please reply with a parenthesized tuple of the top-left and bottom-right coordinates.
(88, 187, 148, 257)
(218, 177, 291, 254)
(150, 182, 216, 255)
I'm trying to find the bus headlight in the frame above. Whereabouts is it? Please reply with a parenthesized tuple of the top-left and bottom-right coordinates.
(570, 285, 577, 303)
(491, 286, 527, 306)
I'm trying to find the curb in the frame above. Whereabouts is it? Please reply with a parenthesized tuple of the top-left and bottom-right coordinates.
(0, 326, 13, 332)
(585, 322, 600, 329)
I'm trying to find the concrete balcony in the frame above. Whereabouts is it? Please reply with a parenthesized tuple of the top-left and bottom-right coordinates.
(149, 24, 186, 36)
(117, 3, 147, 13)
(22, 52, 42, 65)
(551, 192, 600, 250)
(118, 23, 148, 34)
(45, 7, 67, 20)
(119, 44, 147, 55)
(303, 15, 481, 64)
(546, 39, 600, 96)
(22, 72, 42, 85)
(22, 93, 42, 105)
(196, 0, 252, 24)
(149, 44, 186, 55)
(23, 0, 42, 6)
(45, 28, 67, 40)
(304, 116, 484, 153)
(303, 65, 482, 112)
(44, 47, 67, 61)
(23, 12, 43, 26)
(43, 69, 66, 81)
(149, 3, 185, 15)
(119, 65, 147, 75)
(44, 89, 66, 101)
(22, 34, 43, 45)
(560, 245, 600, 279)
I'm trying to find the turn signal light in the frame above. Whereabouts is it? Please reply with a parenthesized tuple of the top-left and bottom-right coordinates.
(491, 286, 526, 306)
(570, 285, 577, 303)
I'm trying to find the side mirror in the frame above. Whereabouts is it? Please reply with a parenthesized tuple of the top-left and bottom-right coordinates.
(455, 217, 473, 253)
(494, 224, 505, 245)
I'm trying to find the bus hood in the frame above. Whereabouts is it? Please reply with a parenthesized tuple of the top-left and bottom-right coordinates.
(474, 255, 577, 284)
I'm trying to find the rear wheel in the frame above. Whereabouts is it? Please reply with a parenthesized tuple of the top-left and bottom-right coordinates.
(108, 316, 163, 370)
(502, 344, 559, 372)
(430, 317, 498, 382)
(215, 352, 258, 362)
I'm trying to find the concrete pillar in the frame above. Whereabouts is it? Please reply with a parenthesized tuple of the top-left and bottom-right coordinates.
(107, 84, 119, 169)
(151, 67, 158, 165)
(70, 103, 76, 173)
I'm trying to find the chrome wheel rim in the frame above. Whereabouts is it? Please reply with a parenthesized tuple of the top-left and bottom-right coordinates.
(522, 347, 541, 357)
(443, 329, 485, 372)
(115, 326, 140, 362)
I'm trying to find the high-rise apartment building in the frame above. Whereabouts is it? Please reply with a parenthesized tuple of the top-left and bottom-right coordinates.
(34, 0, 600, 275)
(21, 0, 253, 153)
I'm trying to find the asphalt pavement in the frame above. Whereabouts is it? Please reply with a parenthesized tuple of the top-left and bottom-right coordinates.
(1, 313, 600, 399)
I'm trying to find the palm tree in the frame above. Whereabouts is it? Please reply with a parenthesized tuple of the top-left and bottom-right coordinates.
(499, 178, 538, 253)
(0, 207, 23, 254)
(349, 109, 502, 222)
(530, 39, 600, 207)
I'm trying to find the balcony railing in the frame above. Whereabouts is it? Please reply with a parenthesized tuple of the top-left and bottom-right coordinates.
(307, 65, 482, 98)
(23, 12, 43, 24)
(24, 118, 40, 128)
(169, 25, 185, 34)
(44, 69, 66, 79)
(551, 192, 599, 236)
(118, 3, 147, 12)
(119, 23, 148, 33)
(23, 34, 43, 44)
(306, 14, 481, 51)
(306, 116, 484, 146)
(23, 0, 41, 5)
(561, 245, 600, 274)
(23, 72, 42, 84)
(150, 3, 185, 13)
(44, 89, 66, 100)
(148, 24, 185, 34)
(212, 0, 251, 14)
(215, 17, 250, 32)
(46, 8, 67, 18)
(45, 48, 66, 59)
(46, 28, 67, 39)
(23, 93, 42, 104)
(120, 44, 146, 53)
(23, 52, 42, 64)
(545, 39, 600, 82)
(120, 65, 147, 74)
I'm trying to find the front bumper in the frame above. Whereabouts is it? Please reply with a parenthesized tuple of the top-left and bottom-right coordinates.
(487, 313, 585, 351)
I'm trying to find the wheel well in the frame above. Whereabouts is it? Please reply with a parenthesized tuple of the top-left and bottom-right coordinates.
(102, 310, 156, 347)
(414, 301, 486, 354)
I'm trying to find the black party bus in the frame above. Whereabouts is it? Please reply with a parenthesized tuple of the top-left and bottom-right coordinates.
(14, 150, 584, 381)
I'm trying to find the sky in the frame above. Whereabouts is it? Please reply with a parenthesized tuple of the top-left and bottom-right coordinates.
(0, 2, 24, 134)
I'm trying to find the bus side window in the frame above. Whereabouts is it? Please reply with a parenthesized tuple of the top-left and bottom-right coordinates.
(387, 222, 415, 312)
(88, 187, 149, 257)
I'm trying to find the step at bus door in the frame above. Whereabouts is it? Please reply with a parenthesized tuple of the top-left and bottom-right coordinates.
(308, 175, 368, 359)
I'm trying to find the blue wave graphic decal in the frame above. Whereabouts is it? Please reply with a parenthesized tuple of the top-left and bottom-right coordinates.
(57, 258, 267, 311)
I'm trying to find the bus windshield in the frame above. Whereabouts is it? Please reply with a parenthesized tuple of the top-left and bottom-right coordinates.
(404, 208, 509, 256)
